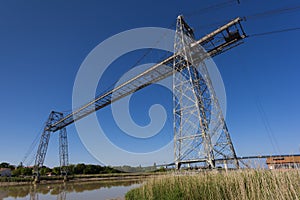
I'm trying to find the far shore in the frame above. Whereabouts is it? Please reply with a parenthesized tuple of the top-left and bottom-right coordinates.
(0, 172, 165, 187)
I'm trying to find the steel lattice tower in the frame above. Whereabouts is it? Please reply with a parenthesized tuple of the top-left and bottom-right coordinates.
(173, 16, 239, 169)
(34, 111, 69, 181)
(59, 126, 69, 176)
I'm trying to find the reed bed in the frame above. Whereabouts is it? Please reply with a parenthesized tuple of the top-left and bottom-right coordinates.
(125, 169, 300, 200)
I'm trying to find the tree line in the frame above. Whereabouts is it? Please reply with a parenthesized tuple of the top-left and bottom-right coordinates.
(0, 162, 121, 177)
(1, 162, 164, 177)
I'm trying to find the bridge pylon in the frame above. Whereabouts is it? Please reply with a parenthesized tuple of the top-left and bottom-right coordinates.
(173, 15, 239, 169)
(33, 111, 69, 182)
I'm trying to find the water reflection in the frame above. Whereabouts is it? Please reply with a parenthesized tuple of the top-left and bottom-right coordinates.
(0, 180, 142, 200)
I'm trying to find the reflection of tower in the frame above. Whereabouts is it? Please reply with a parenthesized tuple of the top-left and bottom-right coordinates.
(30, 185, 39, 200)
(173, 16, 240, 169)
(57, 184, 67, 200)
(30, 192, 38, 200)
(57, 190, 67, 200)
(29, 184, 67, 200)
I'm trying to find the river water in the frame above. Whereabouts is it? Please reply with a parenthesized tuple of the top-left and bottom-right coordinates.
(0, 180, 141, 200)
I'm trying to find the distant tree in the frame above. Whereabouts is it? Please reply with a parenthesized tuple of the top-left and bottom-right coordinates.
(12, 168, 21, 176)
(7, 164, 16, 170)
(0, 162, 10, 168)
(52, 167, 61, 175)
(74, 163, 86, 174)
(68, 164, 75, 175)
(83, 165, 96, 174)
(12, 167, 32, 176)
(103, 166, 121, 174)
(40, 166, 51, 176)
(21, 167, 32, 176)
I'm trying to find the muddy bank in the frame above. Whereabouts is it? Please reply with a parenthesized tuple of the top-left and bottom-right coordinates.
(0, 172, 163, 187)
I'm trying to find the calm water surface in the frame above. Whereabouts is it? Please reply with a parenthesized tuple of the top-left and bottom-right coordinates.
(0, 180, 142, 200)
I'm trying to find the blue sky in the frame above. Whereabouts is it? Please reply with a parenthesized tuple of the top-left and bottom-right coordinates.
(0, 0, 300, 167)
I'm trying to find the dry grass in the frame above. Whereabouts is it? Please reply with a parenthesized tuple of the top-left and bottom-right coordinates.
(125, 169, 300, 200)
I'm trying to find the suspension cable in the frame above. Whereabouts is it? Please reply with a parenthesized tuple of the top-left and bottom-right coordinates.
(21, 124, 44, 166)
(196, 4, 300, 30)
(248, 27, 300, 37)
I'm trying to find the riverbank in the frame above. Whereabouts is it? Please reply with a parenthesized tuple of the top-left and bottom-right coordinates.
(125, 169, 300, 200)
(0, 172, 166, 187)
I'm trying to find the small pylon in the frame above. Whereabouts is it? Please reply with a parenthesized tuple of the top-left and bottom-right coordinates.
(34, 111, 69, 181)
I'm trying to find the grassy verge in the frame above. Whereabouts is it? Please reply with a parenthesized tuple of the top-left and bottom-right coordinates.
(125, 169, 300, 200)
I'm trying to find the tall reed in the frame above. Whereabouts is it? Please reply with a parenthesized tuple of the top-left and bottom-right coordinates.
(126, 169, 300, 200)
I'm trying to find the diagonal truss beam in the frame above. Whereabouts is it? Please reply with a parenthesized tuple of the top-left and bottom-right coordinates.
(47, 17, 246, 133)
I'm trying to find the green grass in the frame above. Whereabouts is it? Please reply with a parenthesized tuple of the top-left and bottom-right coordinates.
(125, 169, 300, 200)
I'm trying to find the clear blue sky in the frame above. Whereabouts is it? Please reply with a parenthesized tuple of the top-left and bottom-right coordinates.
(0, 0, 299, 167)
